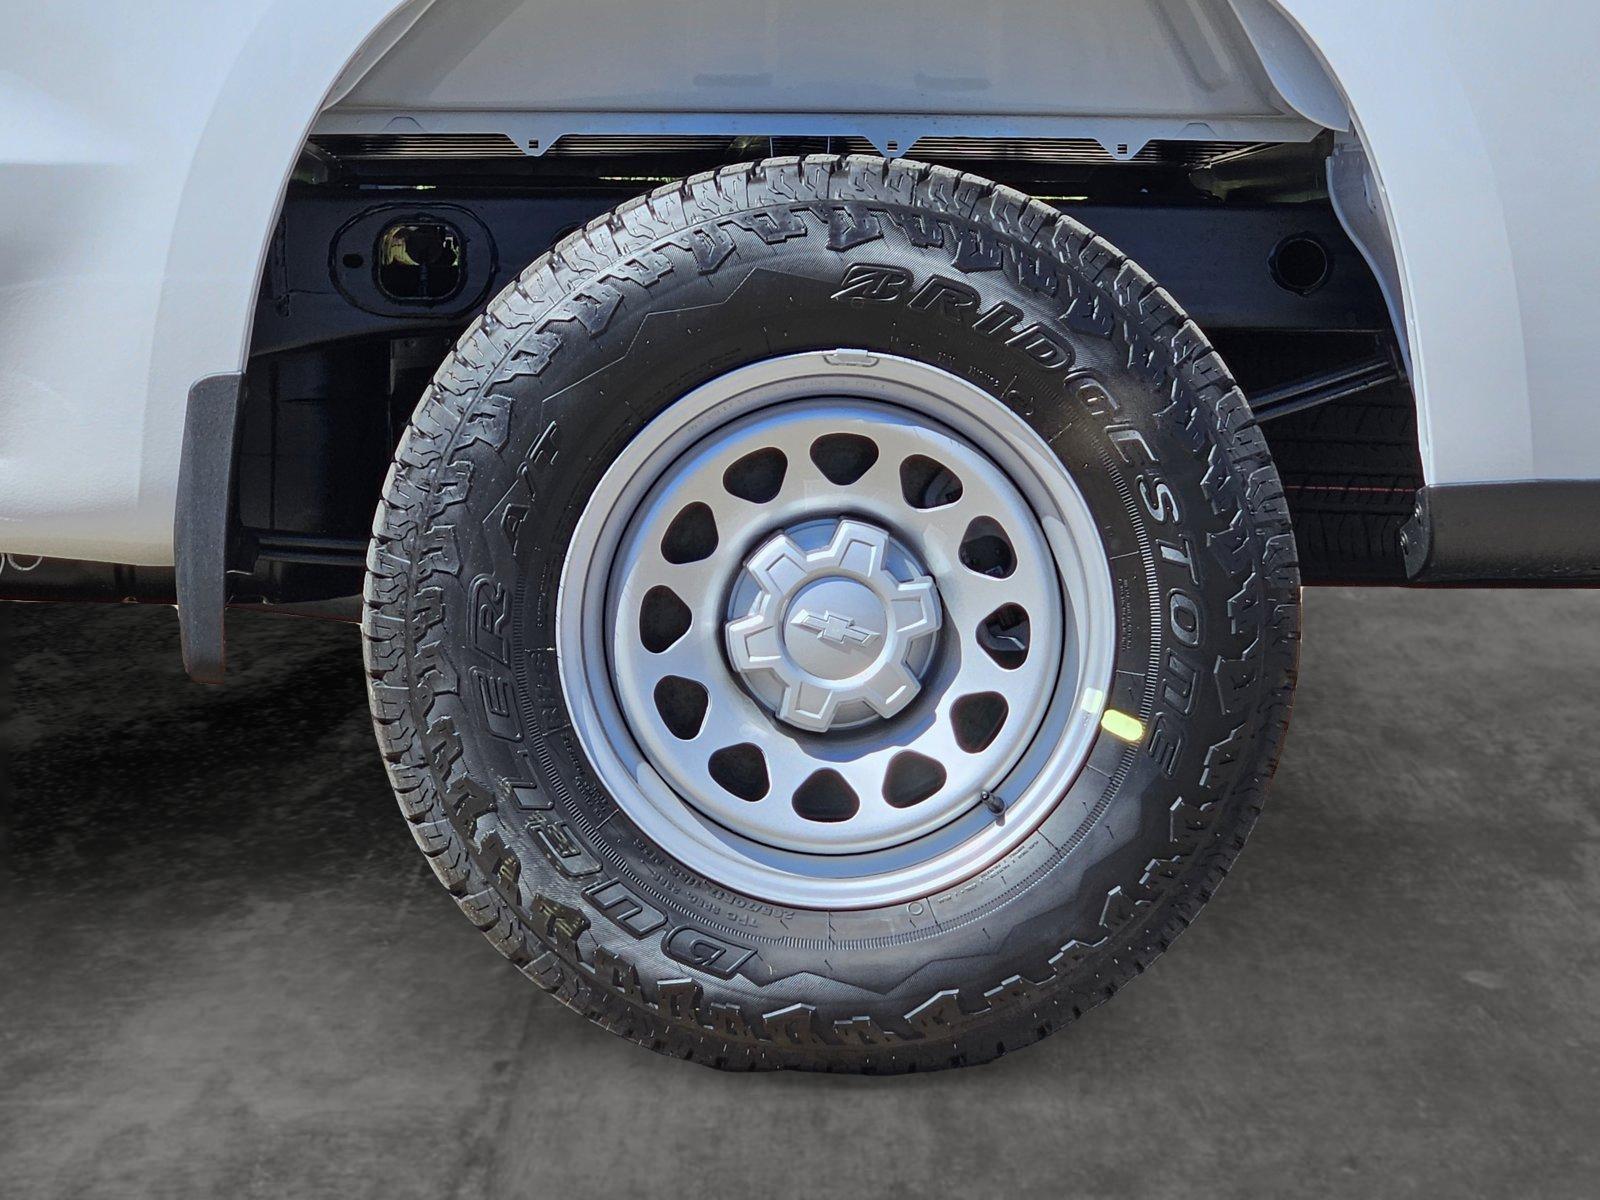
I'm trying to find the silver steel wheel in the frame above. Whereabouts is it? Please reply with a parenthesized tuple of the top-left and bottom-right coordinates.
(558, 351, 1116, 908)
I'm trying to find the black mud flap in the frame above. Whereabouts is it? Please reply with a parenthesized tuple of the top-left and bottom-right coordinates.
(174, 373, 245, 683)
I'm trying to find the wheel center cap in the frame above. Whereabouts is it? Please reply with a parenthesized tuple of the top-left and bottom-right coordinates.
(725, 519, 942, 732)
(784, 577, 885, 679)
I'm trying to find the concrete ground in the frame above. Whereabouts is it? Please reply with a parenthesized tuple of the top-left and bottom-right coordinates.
(0, 587, 1596, 1199)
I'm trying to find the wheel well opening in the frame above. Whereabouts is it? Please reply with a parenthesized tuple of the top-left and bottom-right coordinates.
(230, 125, 1418, 608)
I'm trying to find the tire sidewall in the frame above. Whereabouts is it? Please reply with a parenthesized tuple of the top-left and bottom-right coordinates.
(380, 162, 1296, 1052)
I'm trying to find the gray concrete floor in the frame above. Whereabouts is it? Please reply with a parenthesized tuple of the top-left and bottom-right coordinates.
(1, 588, 1597, 1199)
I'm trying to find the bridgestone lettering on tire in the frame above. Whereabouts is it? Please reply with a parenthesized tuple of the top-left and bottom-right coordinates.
(363, 155, 1300, 1072)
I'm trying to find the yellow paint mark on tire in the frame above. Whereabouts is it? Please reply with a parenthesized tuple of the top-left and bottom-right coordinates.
(1099, 709, 1144, 744)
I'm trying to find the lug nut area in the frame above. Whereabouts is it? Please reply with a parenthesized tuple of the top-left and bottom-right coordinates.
(725, 519, 941, 733)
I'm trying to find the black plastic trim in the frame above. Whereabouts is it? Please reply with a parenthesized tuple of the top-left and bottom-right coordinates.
(1402, 481, 1600, 585)
(253, 194, 1391, 359)
(174, 373, 245, 682)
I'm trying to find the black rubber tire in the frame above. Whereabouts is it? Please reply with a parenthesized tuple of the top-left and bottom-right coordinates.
(364, 155, 1300, 1073)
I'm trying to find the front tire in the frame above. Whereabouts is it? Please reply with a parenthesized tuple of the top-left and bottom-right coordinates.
(364, 156, 1299, 1072)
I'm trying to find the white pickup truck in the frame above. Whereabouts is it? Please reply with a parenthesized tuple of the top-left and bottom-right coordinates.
(3, 0, 1596, 1072)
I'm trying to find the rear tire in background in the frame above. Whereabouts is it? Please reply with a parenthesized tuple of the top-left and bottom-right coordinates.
(364, 156, 1299, 1072)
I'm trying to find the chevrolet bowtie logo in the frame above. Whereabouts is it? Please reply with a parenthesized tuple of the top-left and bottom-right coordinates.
(790, 609, 880, 649)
